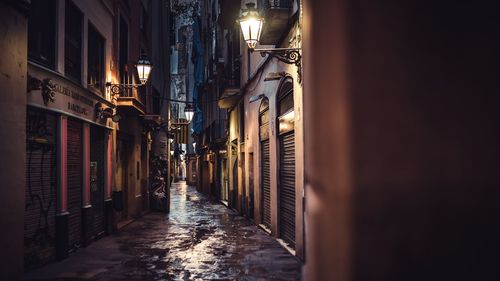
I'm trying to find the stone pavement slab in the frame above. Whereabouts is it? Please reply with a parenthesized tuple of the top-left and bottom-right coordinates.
(25, 182, 302, 281)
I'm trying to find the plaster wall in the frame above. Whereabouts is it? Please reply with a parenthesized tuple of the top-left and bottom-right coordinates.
(229, 107, 240, 210)
(0, 3, 28, 279)
(239, 22, 305, 258)
(117, 117, 144, 218)
(303, 0, 500, 280)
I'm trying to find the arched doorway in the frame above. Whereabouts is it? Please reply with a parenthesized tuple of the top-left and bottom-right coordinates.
(277, 78, 295, 248)
(259, 97, 271, 229)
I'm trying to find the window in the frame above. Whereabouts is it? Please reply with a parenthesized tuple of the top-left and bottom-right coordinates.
(119, 16, 129, 84)
(278, 80, 294, 115)
(87, 24, 105, 93)
(65, 1, 83, 82)
(259, 98, 270, 141)
(277, 79, 294, 135)
(28, 0, 56, 68)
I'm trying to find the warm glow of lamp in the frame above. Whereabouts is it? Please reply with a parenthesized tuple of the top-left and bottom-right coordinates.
(136, 58, 152, 84)
(184, 103, 195, 123)
(237, 3, 264, 50)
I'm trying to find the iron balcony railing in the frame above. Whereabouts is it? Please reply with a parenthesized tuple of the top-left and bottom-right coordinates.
(206, 119, 228, 145)
(263, 0, 293, 9)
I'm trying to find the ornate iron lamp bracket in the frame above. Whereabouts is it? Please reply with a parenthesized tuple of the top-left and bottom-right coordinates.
(105, 82, 142, 99)
(254, 48, 302, 83)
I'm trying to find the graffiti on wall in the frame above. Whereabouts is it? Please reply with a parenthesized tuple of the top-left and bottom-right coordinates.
(25, 110, 57, 268)
(150, 156, 168, 212)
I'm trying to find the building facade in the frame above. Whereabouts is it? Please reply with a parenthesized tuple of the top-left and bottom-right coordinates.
(195, 0, 305, 259)
(169, 0, 198, 187)
(0, 1, 30, 279)
(14, 0, 171, 273)
(25, 0, 116, 268)
(235, 0, 305, 259)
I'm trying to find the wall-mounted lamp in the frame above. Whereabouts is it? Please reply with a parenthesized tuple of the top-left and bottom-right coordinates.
(184, 103, 195, 123)
(95, 103, 121, 122)
(136, 58, 152, 84)
(106, 56, 152, 97)
(237, 3, 302, 82)
(237, 2, 264, 50)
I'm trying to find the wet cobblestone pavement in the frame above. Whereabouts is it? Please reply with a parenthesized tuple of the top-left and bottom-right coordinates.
(25, 182, 302, 281)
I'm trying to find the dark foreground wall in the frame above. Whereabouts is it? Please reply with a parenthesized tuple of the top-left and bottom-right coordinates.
(303, 1, 500, 280)
(0, 1, 28, 280)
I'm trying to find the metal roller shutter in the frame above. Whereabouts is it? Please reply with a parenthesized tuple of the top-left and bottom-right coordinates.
(67, 118, 82, 251)
(261, 139, 271, 229)
(24, 109, 57, 269)
(279, 131, 295, 248)
(90, 126, 105, 238)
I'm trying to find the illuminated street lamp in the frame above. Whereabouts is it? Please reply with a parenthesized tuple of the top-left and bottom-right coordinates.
(237, 2, 264, 50)
(106, 56, 153, 97)
(184, 103, 195, 123)
(237, 2, 302, 82)
(135, 58, 152, 84)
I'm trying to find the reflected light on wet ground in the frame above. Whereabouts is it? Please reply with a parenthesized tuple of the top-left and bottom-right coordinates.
(25, 181, 301, 281)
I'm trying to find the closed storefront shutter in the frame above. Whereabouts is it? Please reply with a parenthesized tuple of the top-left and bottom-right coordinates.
(259, 98, 271, 230)
(279, 131, 295, 248)
(67, 118, 82, 251)
(24, 108, 57, 269)
(90, 126, 105, 238)
(261, 139, 271, 229)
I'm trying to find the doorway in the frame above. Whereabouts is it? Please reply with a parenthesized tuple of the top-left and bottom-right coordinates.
(90, 126, 105, 238)
(116, 137, 128, 220)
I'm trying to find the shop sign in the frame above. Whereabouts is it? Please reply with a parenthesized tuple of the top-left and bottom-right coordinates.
(27, 65, 105, 124)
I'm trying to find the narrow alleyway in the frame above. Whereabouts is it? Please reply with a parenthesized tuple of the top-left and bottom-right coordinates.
(25, 182, 302, 281)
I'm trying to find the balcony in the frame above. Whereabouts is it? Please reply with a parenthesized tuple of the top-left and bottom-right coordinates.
(218, 74, 241, 110)
(116, 87, 146, 115)
(205, 119, 228, 147)
(218, 40, 241, 110)
(259, 0, 293, 45)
